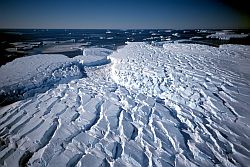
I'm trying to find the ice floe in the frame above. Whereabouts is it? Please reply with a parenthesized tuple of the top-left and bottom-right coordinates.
(42, 44, 83, 54)
(207, 31, 249, 40)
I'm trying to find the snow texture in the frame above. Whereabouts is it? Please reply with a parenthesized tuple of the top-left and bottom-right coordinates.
(0, 42, 250, 167)
(0, 49, 110, 105)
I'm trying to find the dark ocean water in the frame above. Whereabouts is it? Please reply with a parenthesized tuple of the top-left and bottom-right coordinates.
(0, 29, 250, 66)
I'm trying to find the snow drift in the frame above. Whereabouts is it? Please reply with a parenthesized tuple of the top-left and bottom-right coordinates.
(0, 49, 111, 105)
(0, 42, 250, 167)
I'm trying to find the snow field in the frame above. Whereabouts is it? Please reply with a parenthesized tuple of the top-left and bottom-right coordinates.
(0, 43, 250, 166)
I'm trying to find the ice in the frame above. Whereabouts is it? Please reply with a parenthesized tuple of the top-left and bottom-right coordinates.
(207, 31, 249, 40)
(82, 48, 113, 57)
(42, 43, 83, 54)
(9, 42, 42, 51)
(189, 36, 202, 40)
(0, 42, 250, 167)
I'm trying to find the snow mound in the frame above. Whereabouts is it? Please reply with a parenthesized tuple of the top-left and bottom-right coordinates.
(0, 42, 250, 167)
(0, 51, 110, 105)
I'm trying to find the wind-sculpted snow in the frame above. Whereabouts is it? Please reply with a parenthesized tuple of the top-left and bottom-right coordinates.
(0, 42, 250, 167)
(111, 42, 250, 166)
(0, 51, 110, 105)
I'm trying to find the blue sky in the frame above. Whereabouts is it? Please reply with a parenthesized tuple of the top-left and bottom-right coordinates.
(0, 0, 249, 29)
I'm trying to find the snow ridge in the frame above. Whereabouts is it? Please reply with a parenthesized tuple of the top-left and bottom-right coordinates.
(0, 43, 250, 167)
(0, 53, 110, 105)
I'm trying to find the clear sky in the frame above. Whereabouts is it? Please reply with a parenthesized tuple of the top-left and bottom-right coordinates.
(0, 0, 249, 29)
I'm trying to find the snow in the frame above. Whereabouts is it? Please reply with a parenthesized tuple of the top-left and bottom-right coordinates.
(0, 49, 111, 104)
(0, 42, 250, 167)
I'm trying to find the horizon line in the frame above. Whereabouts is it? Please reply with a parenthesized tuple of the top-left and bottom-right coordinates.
(1, 28, 250, 30)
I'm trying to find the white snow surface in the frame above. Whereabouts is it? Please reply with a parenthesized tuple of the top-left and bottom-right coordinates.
(0, 51, 110, 104)
(1, 42, 250, 167)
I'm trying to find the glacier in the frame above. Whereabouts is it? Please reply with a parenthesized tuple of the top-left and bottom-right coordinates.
(0, 42, 250, 167)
